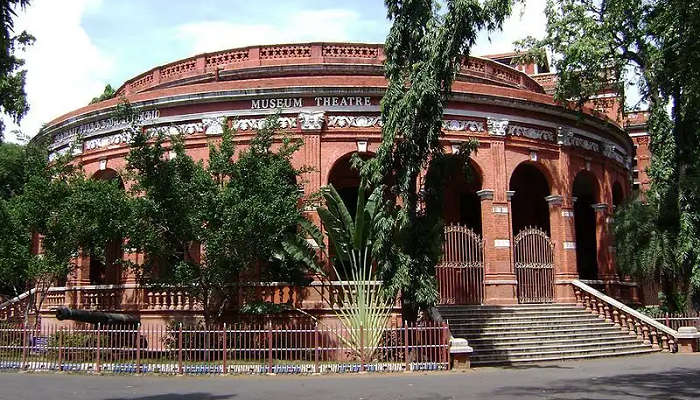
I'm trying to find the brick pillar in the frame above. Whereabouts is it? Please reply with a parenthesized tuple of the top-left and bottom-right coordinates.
(547, 195, 578, 302)
(478, 189, 517, 304)
(593, 203, 616, 295)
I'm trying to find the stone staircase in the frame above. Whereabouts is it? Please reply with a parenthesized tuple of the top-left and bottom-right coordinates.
(439, 303, 658, 366)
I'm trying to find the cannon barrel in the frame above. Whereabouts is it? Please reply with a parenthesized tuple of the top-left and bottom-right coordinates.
(55, 307, 140, 326)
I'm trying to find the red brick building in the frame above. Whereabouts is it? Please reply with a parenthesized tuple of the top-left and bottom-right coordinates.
(5, 43, 654, 325)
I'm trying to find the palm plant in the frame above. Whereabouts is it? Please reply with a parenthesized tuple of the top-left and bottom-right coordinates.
(283, 182, 394, 363)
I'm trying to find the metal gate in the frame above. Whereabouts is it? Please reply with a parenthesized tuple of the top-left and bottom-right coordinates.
(436, 224, 484, 305)
(513, 227, 555, 303)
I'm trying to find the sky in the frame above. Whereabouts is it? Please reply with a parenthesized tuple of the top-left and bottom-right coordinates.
(3, 0, 547, 143)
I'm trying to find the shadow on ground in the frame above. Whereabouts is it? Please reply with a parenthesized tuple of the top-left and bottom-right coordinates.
(492, 367, 700, 399)
(105, 394, 235, 400)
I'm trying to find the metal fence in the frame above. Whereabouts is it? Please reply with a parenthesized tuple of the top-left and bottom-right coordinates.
(652, 312, 700, 331)
(0, 321, 449, 375)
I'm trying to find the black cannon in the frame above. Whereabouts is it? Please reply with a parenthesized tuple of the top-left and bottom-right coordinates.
(55, 307, 140, 326)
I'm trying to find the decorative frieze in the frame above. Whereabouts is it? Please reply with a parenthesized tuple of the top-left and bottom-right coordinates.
(443, 119, 484, 132)
(84, 132, 132, 151)
(557, 128, 600, 152)
(299, 111, 325, 131)
(327, 115, 382, 128)
(232, 117, 297, 131)
(487, 118, 509, 136)
(203, 117, 227, 135)
(50, 109, 160, 150)
(146, 121, 205, 137)
(508, 124, 555, 141)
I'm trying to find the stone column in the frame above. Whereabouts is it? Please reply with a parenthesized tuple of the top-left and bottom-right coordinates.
(547, 194, 578, 302)
(478, 189, 517, 304)
(300, 111, 324, 227)
(593, 203, 617, 296)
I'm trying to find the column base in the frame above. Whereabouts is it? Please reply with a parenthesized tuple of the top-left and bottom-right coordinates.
(483, 280, 517, 305)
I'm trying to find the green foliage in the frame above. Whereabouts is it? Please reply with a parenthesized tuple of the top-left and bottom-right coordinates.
(359, 0, 513, 318)
(284, 182, 395, 361)
(125, 114, 310, 322)
(521, 0, 700, 309)
(89, 84, 116, 104)
(520, 0, 700, 311)
(0, 0, 33, 141)
(239, 301, 290, 315)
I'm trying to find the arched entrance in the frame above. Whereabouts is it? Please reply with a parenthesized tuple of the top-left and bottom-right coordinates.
(612, 181, 624, 208)
(327, 152, 372, 217)
(573, 171, 599, 280)
(435, 157, 484, 305)
(510, 163, 554, 303)
(510, 163, 551, 234)
(89, 169, 124, 286)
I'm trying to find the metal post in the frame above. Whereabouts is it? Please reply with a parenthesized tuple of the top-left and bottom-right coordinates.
(95, 323, 101, 373)
(135, 323, 141, 374)
(222, 323, 227, 374)
(178, 323, 183, 374)
(314, 323, 319, 374)
(267, 321, 273, 373)
(359, 323, 365, 372)
(443, 322, 450, 370)
(58, 328, 64, 371)
(404, 322, 409, 372)
(21, 323, 28, 370)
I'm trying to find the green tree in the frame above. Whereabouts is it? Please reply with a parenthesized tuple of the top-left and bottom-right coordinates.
(90, 84, 116, 104)
(359, 0, 515, 319)
(125, 114, 310, 323)
(516, 0, 700, 311)
(0, 0, 33, 142)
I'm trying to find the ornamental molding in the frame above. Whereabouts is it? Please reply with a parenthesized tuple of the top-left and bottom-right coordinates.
(146, 121, 206, 137)
(203, 117, 227, 135)
(443, 119, 485, 132)
(508, 124, 555, 142)
(84, 131, 132, 151)
(298, 111, 325, 131)
(487, 118, 509, 136)
(327, 115, 382, 128)
(231, 117, 297, 131)
(557, 128, 600, 152)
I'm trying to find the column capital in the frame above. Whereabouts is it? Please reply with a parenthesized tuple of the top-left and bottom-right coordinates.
(545, 194, 563, 206)
(476, 189, 494, 200)
(506, 190, 516, 201)
(298, 111, 325, 131)
(592, 203, 609, 213)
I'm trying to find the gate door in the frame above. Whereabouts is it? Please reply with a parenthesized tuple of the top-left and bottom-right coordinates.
(436, 224, 484, 305)
(513, 227, 555, 303)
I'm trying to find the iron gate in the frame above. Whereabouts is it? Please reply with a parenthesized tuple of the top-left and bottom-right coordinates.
(513, 227, 555, 303)
(436, 224, 484, 305)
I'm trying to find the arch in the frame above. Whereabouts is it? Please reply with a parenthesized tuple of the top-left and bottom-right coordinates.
(437, 156, 483, 234)
(509, 162, 551, 235)
(573, 170, 599, 279)
(327, 151, 374, 216)
(612, 181, 625, 207)
(89, 167, 124, 285)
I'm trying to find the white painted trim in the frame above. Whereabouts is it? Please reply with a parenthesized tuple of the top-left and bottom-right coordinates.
(572, 280, 677, 337)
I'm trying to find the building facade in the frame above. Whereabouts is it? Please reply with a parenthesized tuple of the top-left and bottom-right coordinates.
(3, 42, 650, 325)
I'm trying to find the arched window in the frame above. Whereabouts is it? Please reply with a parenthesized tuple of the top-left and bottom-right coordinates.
(509, 163, 551, 235)
(573, 171, 600, 280)
(327, 152, 373, 217)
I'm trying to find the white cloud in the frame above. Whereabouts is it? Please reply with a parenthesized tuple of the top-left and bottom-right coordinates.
(175, 9, 365, 55)
(472, 0, 547, 56)
(4, 0, 113, 142)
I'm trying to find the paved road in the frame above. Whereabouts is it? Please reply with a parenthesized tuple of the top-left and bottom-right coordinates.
(1, 353, 699, 400)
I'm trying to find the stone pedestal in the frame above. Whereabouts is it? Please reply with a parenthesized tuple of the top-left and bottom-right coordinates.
(449, 337, 473, 370)
(676, 327, 700, 353)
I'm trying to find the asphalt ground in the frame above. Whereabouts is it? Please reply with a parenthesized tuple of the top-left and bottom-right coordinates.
(0, 353, 698, 400)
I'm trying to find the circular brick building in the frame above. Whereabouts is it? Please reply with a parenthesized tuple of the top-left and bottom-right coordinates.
(33, 42, 638, 316)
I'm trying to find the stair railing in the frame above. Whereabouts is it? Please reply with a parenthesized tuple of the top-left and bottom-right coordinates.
(572, 280, 678, 352)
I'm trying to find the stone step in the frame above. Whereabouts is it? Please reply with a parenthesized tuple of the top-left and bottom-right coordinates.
(471, 343, 653, 361)
(445, 315, 603, 326)
(452, 326, 623, 339)
(439, 303, 579, 312)
(440, 310, 591, 319)
(470, 347, 658, 366)
(467, 332, 635, 346)
(471, 339, 644, 356)
(451, 322, 616, 334)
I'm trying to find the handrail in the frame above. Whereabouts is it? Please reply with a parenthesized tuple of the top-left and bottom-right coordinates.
(572, 279, 678, 351)
(572, 280, 677, 337)
(0, 288, 36, 309)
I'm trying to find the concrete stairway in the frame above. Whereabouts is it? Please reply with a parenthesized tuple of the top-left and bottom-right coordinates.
(439, 303, 658, 366)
